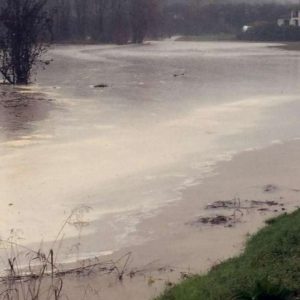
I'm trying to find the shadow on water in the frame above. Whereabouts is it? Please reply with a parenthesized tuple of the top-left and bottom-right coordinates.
(0, 85, 54, 140)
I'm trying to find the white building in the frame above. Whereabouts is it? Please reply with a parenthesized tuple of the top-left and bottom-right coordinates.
(290, 10, 300, 26)
(278, 10, 300, 27)
(242, 25, 253, 32)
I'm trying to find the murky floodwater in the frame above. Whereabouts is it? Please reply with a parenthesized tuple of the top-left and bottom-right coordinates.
(1, 41, 300, 261)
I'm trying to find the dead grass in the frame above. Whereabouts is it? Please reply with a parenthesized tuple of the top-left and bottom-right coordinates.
(0, 206, 137, 300)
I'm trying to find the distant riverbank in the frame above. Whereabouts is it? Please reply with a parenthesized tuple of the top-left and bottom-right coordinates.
(174, 34, 237, 42)
(272, 42, 300, 51)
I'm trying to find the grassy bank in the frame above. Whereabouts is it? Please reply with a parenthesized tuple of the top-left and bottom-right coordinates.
(272, 42, 300, 51)
(175, 34, 236, 42)
(157, 210, 300, 300)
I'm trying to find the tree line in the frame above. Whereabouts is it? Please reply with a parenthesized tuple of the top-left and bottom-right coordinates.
(47, 0, 164, 44)
(46, 0, 294, 42)
(0, 0, 294, 45)
(164, 1, 292, 36)
(0, 0, 296, 84)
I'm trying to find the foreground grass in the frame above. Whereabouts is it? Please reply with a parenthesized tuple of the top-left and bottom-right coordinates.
(157, 210, 300, 300)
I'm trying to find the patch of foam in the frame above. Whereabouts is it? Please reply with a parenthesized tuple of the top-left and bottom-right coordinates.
(183, 177, 199, 187)
(271, 140, 283, 145)
(3, 140, 38, 147)
(57, 250, 115, 264)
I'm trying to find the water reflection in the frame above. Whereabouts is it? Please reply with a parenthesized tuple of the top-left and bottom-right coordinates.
(0, 85, 54, 140)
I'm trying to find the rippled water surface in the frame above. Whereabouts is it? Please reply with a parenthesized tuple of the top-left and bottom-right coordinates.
(1, 41, 300, 259)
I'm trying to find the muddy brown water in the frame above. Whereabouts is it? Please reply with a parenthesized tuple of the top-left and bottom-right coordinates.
(1, 41, 300, 265)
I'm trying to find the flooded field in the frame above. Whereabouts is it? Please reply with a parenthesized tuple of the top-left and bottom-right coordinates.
(1, 40, 300, 262)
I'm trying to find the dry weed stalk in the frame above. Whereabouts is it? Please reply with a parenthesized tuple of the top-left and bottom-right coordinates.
(0, 205, 177, 299)
(0, 205, 147, 299)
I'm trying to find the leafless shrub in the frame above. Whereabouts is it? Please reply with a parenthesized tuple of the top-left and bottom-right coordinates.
(0, 0, 52, 85)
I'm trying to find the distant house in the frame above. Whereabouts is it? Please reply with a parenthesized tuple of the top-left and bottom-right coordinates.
(278, 10, 300, 27)
(242, 25, 253, 32)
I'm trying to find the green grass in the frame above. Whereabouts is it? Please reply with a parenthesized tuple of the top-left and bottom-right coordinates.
(157, 210, 300, 300)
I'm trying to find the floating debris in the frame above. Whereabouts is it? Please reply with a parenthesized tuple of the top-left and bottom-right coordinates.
(93, 84, 108, 88)
(250, 200, 279, 206)
(187, 215, 233, 226)
(263, 184, 278, 193)
(173, 73, 185, 77)
(206, 200, 236, 209)
(258, 208, 269, 212)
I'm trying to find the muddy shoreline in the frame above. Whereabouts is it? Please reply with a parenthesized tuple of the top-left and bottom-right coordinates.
(5, 139, 299, 300)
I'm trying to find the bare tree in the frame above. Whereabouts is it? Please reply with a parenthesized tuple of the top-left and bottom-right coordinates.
(0, 0, 51, 85)
(51, 0, 72, 41)
(111, 0, 130, 45)
(130, 0, 148, 43)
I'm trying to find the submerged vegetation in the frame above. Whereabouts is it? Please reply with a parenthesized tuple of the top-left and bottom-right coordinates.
(0, 206, 134, 300)
(0, 0, 52, 85)
(157, 210, 300, 300)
